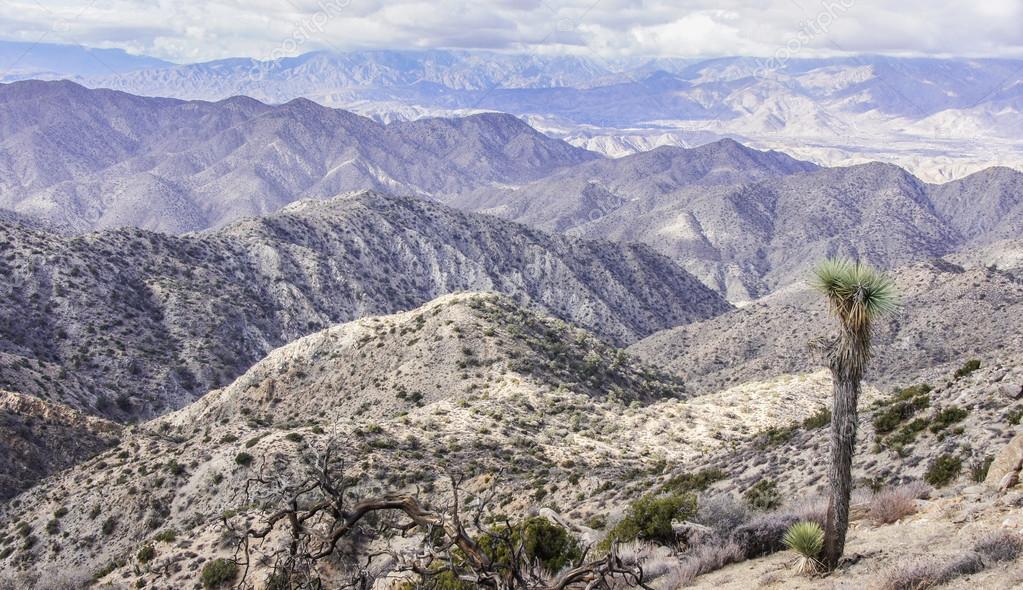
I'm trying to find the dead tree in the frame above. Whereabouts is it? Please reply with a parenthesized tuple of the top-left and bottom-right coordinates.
(222, 438, 653, 589)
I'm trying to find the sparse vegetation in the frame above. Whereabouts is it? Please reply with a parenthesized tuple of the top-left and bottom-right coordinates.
(136, 544, 155, 563)
(602, 492, 697, 548)
(954, 359, 981, 380)
(743, 480, 781, 511)
(201, 558, 238, 589)
(924, 454, 962, 487)
(868, 484, 924, 525)
(973, 531, 1023, 563)
(878, 552, 983, 590)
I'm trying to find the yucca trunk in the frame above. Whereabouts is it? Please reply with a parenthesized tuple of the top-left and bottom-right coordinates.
(823, 350, 863, 569)
(813, 258, 896, 571)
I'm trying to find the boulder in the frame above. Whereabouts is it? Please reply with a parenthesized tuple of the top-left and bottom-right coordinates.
(999, 382, 1023, 400)
(985, 433, 1023, 492)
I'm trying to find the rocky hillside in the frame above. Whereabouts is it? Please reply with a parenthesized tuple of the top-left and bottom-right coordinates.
(0, 294, 858, 589)
(0, 391, 120, 501)
(0, 191, 728, 421)
(0, 80, 597, 233)
(630, 244, 1023, 394)
(3, 295, 1020, 589)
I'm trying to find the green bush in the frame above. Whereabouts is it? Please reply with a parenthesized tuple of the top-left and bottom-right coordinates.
(585, 514, 607, 530)
(403, 517, 581, 589)
(660, 468, 726, 495)
(924, 454, 962, 487)
(801, 407, 831, 429)
(971, 456, 994, 483)
(743, 480, 781, 511)
(136, 543, 155, 563)
(234, 452, 253, 466)
(201, 558, 238, 589)
(517, 517, 582, 572)
(101, 517, 117, 536)
(602, 492, 697, 548)
(929, 406, 968, 433)
(873, 386, 931, 434)
(153, 529, 177, 543)
(886, 417, 930, 447)
(954, 359, 981, 379)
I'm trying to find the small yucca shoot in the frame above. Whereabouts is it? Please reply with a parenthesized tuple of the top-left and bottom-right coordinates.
(783, 521, 824, 576)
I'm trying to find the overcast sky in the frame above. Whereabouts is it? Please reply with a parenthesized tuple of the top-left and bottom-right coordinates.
(1, 0, 1021, 63)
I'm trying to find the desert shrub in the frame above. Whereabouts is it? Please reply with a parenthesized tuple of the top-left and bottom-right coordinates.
(924, 454, 962, 487)
(675, 540, 744, 586)
(729, 511, 801, 558)
(973, 530, 1023, 563)
(234, 452, 253, 466)
(801, 407, 831, 429)
(166, 459, 186, 476)
(873, 387, 931, 434)
(954, 359, 981, 379)
(153, 529, 177, 543)
(516, 517, 582, 572)
(971, 456, 994, 482)
(602, 492, 696, 548)
(878, 552, 983, 590)
(406, 517, 582, 589)
(869, 484, 922, 525)
(782, 521, 824, 575)
(136, 543, 155, 563)
(584, 514, 606, 530)
(201, 558, 238, 589)
(100, 517, 117, 536)
(743, 480, 780, 511)
(695, 494, 750, 537)
(929, 406, 968, 433)
(661, 468, 726, 495)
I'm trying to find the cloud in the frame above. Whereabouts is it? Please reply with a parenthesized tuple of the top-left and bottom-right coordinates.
(0, 0, 1020, 62)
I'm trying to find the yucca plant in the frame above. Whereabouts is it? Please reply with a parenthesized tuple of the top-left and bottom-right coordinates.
(783, 521, 824, 575)
(812, 258, 897, 570)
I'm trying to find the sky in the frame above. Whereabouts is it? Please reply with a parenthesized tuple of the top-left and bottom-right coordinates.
(0, 0, 1021, 63)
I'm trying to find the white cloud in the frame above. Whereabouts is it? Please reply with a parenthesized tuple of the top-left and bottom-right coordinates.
(0, 0, 1020, 62)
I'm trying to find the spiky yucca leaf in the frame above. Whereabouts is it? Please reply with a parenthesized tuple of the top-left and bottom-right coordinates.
(813, 258, 898, 330)
(783, 521, 824, 575)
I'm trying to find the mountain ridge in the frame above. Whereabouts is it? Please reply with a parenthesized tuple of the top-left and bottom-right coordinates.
(0, 190, 729, 422)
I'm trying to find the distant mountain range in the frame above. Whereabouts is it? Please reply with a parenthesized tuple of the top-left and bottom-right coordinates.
(0, 79, 596, 233)
(2, 80, 1022, 304)
(467, 155, 1023, 300)
(4, 42, 1019, 181)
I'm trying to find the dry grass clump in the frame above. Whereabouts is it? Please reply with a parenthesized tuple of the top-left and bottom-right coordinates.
(695, 494, 750, 537)
(674, 541, 745, 586)
(868, 482, 929, 525)
(973, 530, 1023, 563)
(877, 552, 984, 590)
